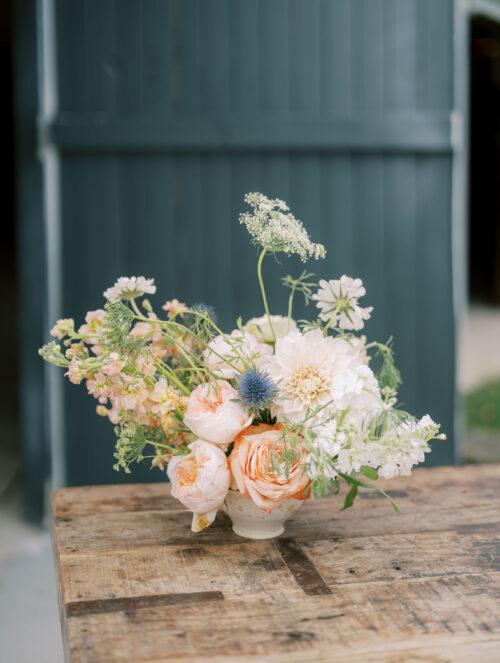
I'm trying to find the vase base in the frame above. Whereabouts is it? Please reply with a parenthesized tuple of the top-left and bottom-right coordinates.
(223, 490, 304, 540)
(231, 524, 285, 540)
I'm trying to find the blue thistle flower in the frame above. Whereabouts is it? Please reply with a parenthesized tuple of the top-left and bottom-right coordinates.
(237, 367, 277, 410)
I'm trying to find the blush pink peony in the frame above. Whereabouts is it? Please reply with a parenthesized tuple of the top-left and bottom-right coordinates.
(167, 440, 230, 531)
(183, 380, 252, 448)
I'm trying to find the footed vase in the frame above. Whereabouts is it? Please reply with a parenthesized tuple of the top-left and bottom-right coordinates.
(222, 489, 303, 540)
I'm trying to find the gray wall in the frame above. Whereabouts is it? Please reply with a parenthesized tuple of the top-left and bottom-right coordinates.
(45, 0, 455, 485)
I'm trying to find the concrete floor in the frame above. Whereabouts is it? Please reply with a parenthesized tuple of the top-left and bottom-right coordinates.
(0, 471, 63, 662)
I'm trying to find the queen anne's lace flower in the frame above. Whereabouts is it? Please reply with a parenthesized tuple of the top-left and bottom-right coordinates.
(313, 276, 373, 330)
(104, 276, 156, 303)
(240, 193, 325, 262)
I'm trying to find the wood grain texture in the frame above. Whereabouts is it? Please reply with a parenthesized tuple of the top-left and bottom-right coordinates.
(52, 464, 500, 662)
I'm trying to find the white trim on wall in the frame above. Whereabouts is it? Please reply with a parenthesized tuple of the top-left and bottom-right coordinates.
(40, 0, 65, 488)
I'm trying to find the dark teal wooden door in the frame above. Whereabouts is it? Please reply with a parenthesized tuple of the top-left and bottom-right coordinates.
(46, 0, 455, 485)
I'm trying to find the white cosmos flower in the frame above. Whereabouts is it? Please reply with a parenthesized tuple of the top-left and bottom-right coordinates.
(104, 276, 156, 303)
(312, 276, 373, 331)
(266, 329, 379, 424)
(243, 315, 297, 343)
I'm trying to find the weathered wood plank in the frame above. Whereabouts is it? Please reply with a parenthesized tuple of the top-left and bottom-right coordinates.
(53, 465, 500, 661)
(52, 464, 500, 518)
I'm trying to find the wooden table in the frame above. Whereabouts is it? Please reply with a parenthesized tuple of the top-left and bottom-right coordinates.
(52, 464, 500, 662)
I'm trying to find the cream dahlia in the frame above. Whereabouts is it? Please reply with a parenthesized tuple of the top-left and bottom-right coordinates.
(266, 329, 379, 423)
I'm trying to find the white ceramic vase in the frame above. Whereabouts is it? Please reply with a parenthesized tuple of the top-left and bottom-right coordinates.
(222, 489, 303, 540)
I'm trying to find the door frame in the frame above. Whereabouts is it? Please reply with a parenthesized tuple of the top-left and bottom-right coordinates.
(453, 0, 500, 457)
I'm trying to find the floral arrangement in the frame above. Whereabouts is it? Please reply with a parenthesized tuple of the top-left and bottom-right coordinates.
(40, 193, 444, 532)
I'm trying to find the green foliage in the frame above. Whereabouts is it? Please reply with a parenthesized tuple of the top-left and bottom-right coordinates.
(465, 379, 500, 431)
(281, 270, 317, 305)
(311, 475, 341, 499)
(368, 338, 402, 395)
(341, 482, 358, 510)
(360, 465, 378, 480)
(338, 472, 400, 512)
(101, 302, 142, 353)
(38, 342, 70, 367)
(113, 424, 169, 473)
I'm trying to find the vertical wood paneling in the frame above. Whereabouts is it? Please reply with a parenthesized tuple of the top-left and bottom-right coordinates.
(170, 0, 200, 114)
(384, 157, 418, 409)
(416, 0, 454, 110)
(52, 0, 456, 485)
(85, 0, 116, 113)
(142, 0, 171, 114)
(229, 1, 259, 113)
(56, 0, 87, 112)
(259, 0, 289, 112)
(289, 0, 320, 111)
(199, 1, 229, 113)
(351, 157, 386, 339)
(415, 156, 454, 465)
(322, 156, 353, 276)
(115, 1, 143, 114)
(351, 0, 384, 111)
(383, 0, 417, 110)
(320, 0, 351, 113)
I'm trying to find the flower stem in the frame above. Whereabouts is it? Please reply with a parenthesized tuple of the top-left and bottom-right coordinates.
(287, 284, 297, 333)
(257, 248, 275, 341)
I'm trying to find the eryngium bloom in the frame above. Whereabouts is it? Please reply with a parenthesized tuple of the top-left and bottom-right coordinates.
(237, 367, 278, 410)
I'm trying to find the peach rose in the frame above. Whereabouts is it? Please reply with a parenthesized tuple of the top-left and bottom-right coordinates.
(229, 424, 310, 512)
(183, 380, 252, 448)
(167, 440, 230, 532)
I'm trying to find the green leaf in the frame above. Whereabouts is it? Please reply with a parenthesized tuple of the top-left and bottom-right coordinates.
(338, 472, 400, 513)
(360, 465, 378, 480)
(341, 482, 358, 510)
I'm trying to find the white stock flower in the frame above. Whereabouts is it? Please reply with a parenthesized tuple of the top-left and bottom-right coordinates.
(240, 193, 325, 262)
(104, 276, 156, 303)
(243, 315, 297, 343)
(203, 330, 272, 379)
(334, 413, 444, 479)
(266, 329, 380, 424)
(313, 276, 373, 330)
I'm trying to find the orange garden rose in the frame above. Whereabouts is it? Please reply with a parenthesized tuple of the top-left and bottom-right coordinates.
(229, 424, 310, 512)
